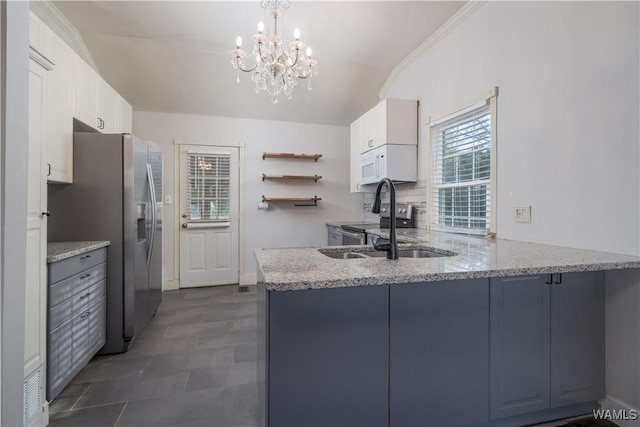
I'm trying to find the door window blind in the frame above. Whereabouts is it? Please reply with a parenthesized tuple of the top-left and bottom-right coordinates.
(184, 153, 231, 222)
(430, 104, 491, 234)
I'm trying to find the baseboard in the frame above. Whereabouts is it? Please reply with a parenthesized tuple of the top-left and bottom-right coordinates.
(240, 273, 257, 286)
(598, 396, 639, 426)
(163, 279, 179, 291)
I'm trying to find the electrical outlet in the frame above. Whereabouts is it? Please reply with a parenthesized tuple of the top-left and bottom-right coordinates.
(165, 195, 172, 204)
(514, 206, 531, 224)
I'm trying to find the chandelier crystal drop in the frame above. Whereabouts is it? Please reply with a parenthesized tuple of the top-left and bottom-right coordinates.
(231, 0, 318, 103)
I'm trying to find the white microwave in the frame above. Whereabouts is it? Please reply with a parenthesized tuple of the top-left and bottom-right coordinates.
(360, 144, 417, 185)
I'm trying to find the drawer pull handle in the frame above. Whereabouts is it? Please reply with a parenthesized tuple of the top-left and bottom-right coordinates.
(80, 311, 91, 319)
(81, 254, 92, 260)
(80, 273, 92, 279)
(79, 292, 91, 299)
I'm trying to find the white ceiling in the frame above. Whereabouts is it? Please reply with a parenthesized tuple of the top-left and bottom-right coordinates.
(52, 1, 466, 126)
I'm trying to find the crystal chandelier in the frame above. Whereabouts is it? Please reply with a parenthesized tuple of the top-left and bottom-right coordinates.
(231, 0, 318, 103)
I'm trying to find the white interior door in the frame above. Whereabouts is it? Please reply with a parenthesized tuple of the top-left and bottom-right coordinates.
(179, 145, 239, 287)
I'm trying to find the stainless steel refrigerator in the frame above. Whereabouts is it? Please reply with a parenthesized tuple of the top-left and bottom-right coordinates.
(48, 133, 162, 354)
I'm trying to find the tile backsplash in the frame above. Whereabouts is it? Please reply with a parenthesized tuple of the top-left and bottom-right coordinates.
(362, 180, 427, 229)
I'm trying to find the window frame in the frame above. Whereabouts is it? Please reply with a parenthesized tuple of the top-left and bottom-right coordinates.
(428, 88, 498, 236)
(184, 152, 232, 223)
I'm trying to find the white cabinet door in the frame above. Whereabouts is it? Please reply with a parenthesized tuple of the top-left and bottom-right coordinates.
(99, 81, 119, 133)
(118, 95, 133, 134)
(384, 98, 418, 146)
(350, 118, 362, 193)
(26, 58, 48, 415)
(73, 57, 99, 130)
(47, 30, 74, 183)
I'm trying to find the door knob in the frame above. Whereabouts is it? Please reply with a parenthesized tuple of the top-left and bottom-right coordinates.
(41, 211, 50, 217)
(182, 213, 188, 218)
(182, 223, 188, 228)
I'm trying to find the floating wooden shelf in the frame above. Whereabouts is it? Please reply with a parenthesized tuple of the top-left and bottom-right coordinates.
(262, 174, 322, 182)
(262, 152, 322, 161)
(262, 195, 322, 207)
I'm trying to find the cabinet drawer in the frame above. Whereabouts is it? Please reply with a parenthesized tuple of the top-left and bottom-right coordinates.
(48, 279, 106, 331)
(48, 297, 73, 332)
(72, 279, 106, 314)
(49, 263, 106, 307)
(49, 247, 107, 283)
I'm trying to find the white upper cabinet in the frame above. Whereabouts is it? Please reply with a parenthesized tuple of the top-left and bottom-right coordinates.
(99, 81, 119, 133)
(358, 98, 418, 154)
(73, 55, 131, 134)
(47, 29, 74, 183)
(73, 57, 100, 130)
(118, 95, 133, 134)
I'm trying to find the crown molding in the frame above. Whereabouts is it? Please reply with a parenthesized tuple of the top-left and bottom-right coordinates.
(378, 0, 487, 99)
(29, 46, 55, 71)
(31, 0, 97, 70)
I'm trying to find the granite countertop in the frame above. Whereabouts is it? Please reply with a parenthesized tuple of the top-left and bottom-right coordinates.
(47, 241, 110, 263)
(255, 230, 640, 291)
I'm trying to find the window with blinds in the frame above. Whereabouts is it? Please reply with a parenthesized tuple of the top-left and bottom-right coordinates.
(430, 104, 492, 234)
(185, 153, 231, 222)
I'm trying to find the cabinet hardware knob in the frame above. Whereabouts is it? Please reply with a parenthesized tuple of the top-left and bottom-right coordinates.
(182, 223, 188, 228)
(182, 213, 188, 218)
(81, 254, 92, 260)
(41, 211, 50, 217)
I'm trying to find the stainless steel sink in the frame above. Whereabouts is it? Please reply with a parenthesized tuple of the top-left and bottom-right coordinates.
(397, 249, 449, 258)
(319, 248, 454, 259)
(322, 252, 369, 259)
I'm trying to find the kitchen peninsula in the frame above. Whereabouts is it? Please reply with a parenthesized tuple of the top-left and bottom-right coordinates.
(255, 232, 640, 427)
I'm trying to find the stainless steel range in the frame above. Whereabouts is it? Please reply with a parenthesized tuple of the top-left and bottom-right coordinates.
(339, 203, 414, 245)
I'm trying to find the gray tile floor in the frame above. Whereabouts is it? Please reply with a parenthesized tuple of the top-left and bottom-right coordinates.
(48, 285, 260, 427)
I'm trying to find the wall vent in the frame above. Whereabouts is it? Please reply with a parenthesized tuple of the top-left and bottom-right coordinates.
(23, 367, 43, 425)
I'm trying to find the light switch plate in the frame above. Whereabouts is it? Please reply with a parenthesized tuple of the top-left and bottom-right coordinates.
(514, 205, 531, 224)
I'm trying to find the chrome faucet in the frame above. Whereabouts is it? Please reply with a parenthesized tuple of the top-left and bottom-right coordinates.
(371, 178, 398, 260)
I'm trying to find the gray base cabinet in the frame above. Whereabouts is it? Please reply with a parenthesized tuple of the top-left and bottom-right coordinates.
(47, 247, 108, 401)
(268, 285, 389, 427)
(490, 272, 604, 421)
(390, 279, 490, 427)
(261, 272, 605, 427)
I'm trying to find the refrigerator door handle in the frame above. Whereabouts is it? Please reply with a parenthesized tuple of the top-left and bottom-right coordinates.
(146, 163, 157, 270)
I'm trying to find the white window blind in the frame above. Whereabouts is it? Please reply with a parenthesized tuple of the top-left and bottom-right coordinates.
(184, 152, 231, 222)
(430, 104, 492, 235)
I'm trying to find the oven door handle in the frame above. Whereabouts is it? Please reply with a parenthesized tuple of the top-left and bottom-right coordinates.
(340, 229, 364, 239)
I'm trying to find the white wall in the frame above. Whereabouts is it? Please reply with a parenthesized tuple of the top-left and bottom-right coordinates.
(133, 112, 363, 285)
(384, 0, 640, 419)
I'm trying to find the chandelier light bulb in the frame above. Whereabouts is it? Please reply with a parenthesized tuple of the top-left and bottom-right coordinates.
(258, 21, 264, 33)
(306, 47, 312, 58)
(294, 28, 300, 40)
(236, 36, 242, 48)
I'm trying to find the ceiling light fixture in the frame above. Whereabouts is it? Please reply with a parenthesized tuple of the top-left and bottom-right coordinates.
(231, 0, 317, 104)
